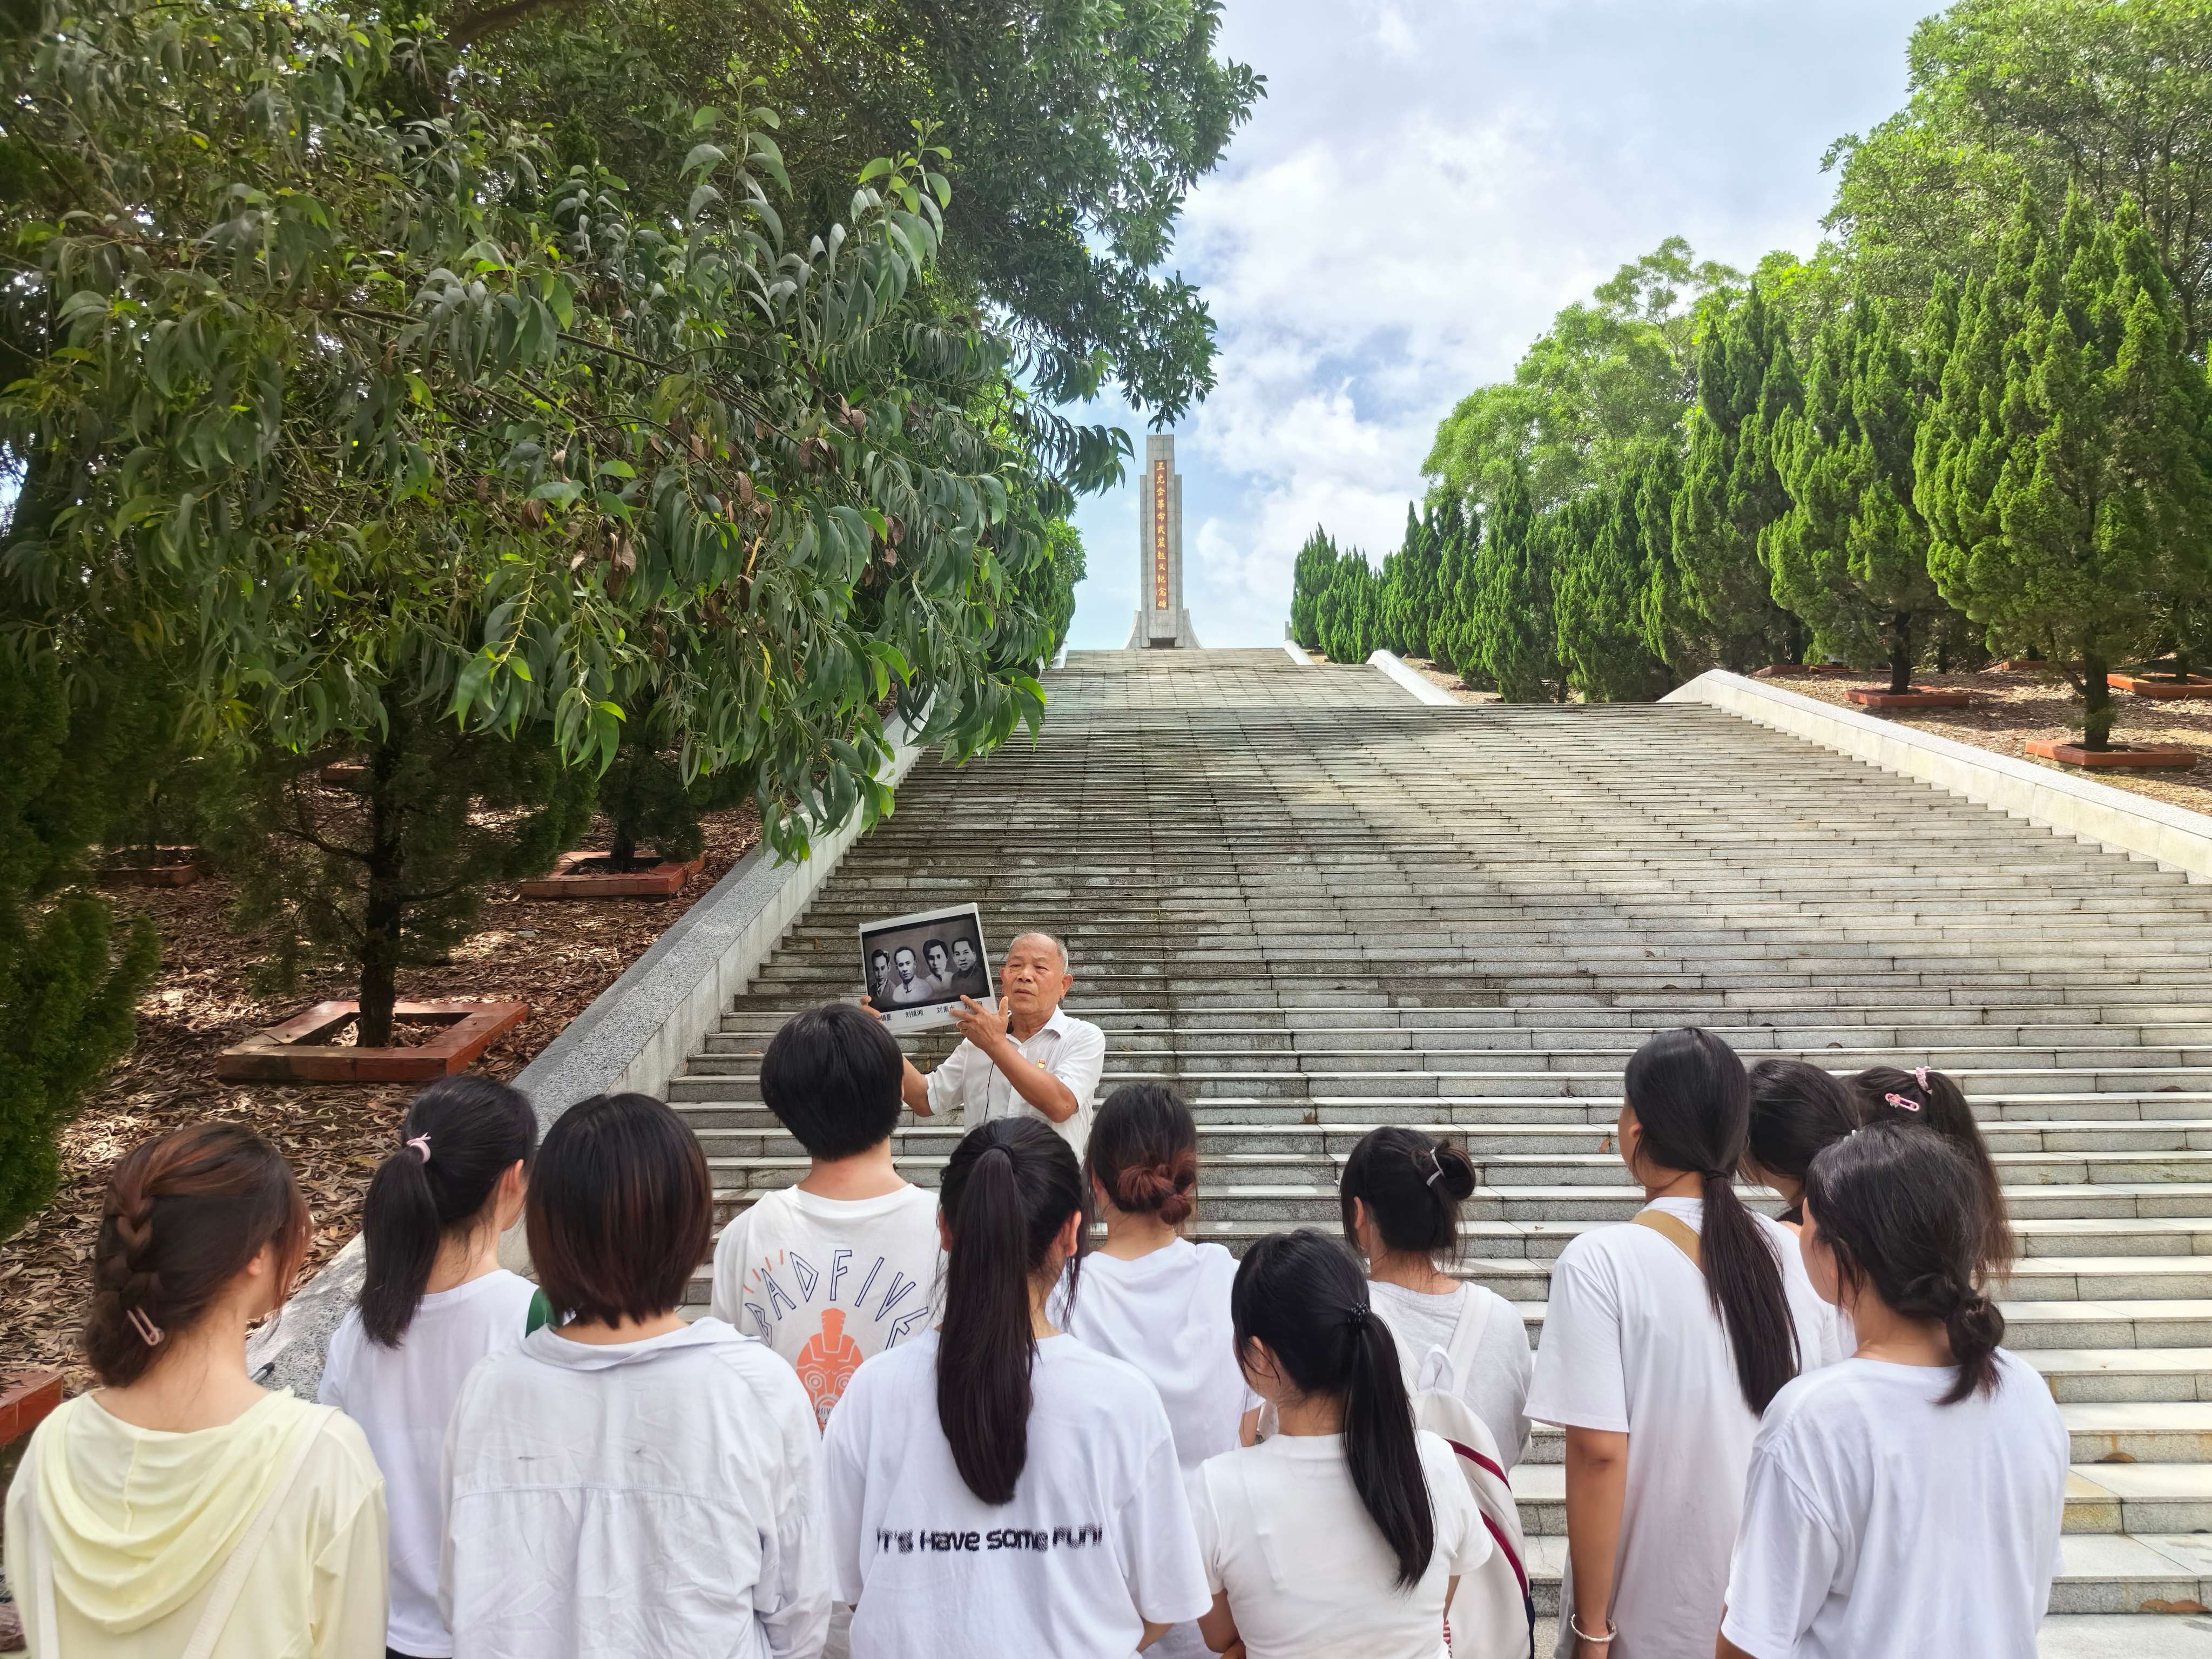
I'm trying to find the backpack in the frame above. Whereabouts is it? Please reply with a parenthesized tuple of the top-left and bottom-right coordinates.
(1395, 1287, 1535, 1659)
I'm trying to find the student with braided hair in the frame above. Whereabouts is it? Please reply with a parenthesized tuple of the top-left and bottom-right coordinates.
(1719, 1122, 2066, 1658)
(4, 1123, 388, 1658)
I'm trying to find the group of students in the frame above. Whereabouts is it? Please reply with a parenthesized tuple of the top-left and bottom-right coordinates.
(2, 1003, 2065, 1659)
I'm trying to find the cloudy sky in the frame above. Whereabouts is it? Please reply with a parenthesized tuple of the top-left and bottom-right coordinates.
(1060, 0, 1937, 650)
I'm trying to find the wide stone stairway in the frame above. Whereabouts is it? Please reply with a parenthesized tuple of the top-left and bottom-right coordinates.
(675, 647, 2212, 1652)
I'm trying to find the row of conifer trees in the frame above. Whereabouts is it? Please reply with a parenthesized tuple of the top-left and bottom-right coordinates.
(1291, 193, 2210, 750)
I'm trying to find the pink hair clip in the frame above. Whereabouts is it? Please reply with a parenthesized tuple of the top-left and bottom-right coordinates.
(1884, 1091, 1922, 1113)
(406, 1135, 433, 1163)
(125, 1306, 166, 1346)
(1911, 1065, 1931, 1090)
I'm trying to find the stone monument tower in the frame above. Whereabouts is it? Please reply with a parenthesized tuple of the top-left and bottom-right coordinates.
(1126, 431, 1201, 649)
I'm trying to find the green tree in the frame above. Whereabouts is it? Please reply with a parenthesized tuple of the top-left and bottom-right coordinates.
(1557, 458, 1677, 702)
(453, 0, 1263, 421)
(1917, 192, 2212, 747)
(1669, 286, 1807, 671)
(1377, 506, 1430, 658)
(0, 657, 160, 1239)
(1425, 239, 1739, 514)
(1765, 295, 1965, 693)
(1467, 469, 1562, 701)
(1289, 529, 1343, 651)
(1827, 0, 2212, 354)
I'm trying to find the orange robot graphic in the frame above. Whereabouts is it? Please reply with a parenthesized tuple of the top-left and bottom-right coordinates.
(794, 1306, 867, 1428)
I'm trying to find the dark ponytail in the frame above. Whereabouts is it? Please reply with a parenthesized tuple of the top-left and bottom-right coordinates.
(1339, 1125, 1476, 1262)
(1232, 1230, 1434, 1590)
(1804, 1121, 2005, 1402)
(1086, 1083, 1199, 1226)
(359, 1076, 538, 1346)
(937, 1118, 1087, 1505)
(1850, 1065, 2013, 1280)
(1625, 1028, 1799, 1414)
(1744, 1059, 1864, 1223)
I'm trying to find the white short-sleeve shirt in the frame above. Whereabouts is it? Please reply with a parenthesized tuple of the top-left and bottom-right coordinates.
(923, 1007, 1106, 1154)
(1522, 1198, 1838, 1659)
(1722, 1351, 2067, 1659)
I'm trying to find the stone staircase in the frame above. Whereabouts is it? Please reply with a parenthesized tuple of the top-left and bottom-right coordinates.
(669, 648, 2212, 1654)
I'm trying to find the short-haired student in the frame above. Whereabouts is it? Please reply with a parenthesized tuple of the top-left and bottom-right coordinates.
(320, 1076, 541, 1659)
(822, 1118, 1211, 1658)
(1185, 1230, 1493, 1659)
(1525, 1028, 1838, 1659)
(1340, 1125, 1532, 1467)
(441, 1092, 828, 1659)
(710, 1002, 943, 1426)
(1719, 1122, 2066, 1659)
(6, 1123, 387, 1659)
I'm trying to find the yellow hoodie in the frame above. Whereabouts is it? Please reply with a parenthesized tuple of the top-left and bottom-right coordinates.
(4, 1391, 387, 1659)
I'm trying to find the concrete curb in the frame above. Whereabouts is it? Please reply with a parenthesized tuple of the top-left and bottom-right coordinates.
(1665, 670, 2212, 884)
(1367, 649, 1459, 707)
(1281, 639, 1313, 665)
(246, 716, 934, 1393)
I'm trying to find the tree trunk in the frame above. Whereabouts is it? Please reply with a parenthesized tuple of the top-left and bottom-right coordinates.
(609, 819, 639, 870)
(1887, 612, 1913, 696)
(356, 718, 408, 1048)
(2080, 649, 2115, 752)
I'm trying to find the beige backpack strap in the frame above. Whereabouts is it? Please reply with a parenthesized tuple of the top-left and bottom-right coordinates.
(1631, 1209, 1703, 1270)
(178, 1411, 329, 1659)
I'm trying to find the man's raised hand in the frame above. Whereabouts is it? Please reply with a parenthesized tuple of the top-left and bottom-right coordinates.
(949, 995, 1010, 1048)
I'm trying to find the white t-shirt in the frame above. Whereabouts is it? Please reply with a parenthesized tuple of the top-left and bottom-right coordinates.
(821, 1330, 1211, 1659)
(321, 1267, 540, 1658)
(1366, 1279, 1534, 1468)
(1722, 1351, 2067, 1659)
(1522, 1198, 1839, 1659)
(1056, 1240, 1251, 1469)
(1188, 1430, 1489, 1659)
(709, 1182, 943, 1427)
(441, 1319, 828, 1659)
(923, 1008, 1107, 1154)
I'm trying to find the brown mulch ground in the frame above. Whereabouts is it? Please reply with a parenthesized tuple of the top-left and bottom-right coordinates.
(0, 804, 761, 1394)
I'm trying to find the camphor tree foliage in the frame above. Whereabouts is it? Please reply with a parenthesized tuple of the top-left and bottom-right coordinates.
(1916, 192, 2212, 748)
(1764, 295, 1966, 693)
(1, 0, 1123, 1043)
(1424, 239, 1739, 515)
(1289, 529, 1343, 653)
(454, 0, 1262, 423)
(1466, 469, 1562, 702)
(1666, 286, 1807, 672)
(1827, 0, 2212, 356)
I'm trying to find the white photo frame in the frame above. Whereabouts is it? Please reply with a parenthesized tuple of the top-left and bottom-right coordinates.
(860, 902, 995, 1033)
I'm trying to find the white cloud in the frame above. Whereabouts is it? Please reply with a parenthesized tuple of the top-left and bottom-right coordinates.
(1065, 0, 1934, 649)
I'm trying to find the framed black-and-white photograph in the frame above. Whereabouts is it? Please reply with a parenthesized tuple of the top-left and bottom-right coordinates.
(860, 903, 995, 1032)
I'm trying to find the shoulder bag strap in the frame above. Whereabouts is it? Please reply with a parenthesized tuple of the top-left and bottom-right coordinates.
(1439, 1282, 1493, 1394)
(178, 1411, 330, 1659)
(1631, 1209, 1703, 1270)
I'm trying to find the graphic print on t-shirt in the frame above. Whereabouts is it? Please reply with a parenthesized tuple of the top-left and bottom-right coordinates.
(739, 1245, 934, 1420)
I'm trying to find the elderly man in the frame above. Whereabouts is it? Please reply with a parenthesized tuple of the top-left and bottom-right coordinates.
(873, 931, 1104, 1151)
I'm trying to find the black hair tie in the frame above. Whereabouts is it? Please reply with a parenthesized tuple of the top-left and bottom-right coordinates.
(1345, 1304, 1372, 1331)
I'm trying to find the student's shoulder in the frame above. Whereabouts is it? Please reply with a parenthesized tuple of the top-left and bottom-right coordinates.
(1051, 1337, 1173, 1415)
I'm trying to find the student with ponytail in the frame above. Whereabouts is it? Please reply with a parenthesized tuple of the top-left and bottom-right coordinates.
(1525, 1028, 1836, 1659)
(1850, 1064, 2013, 1280)
(5, 1123, 387, 1658)
(822, 1117, 1210, 1658)
(1340, 1124, 1532, 1464)
(320, 1076, 540, 1659)
(1720, 1123, 2065, 1658)
(1185, 1229, 1491, 1658)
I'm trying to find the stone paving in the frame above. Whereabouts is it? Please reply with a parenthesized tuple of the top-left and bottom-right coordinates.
(672, 647, 2212, 1648)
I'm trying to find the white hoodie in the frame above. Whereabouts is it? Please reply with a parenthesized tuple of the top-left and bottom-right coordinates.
(3, 1390, 387, 1659)
(439, 1316, 829, 1659)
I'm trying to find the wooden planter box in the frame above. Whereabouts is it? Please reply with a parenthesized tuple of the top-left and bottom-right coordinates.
(2108, 673, 2212, 700)
(319, 761, 367, 788)
(96, 848, 206, 888)
(1993, 658, 2052, 672)
(1846, 688, 1973, 710)
(0, 1369, 62, 1448)
(216, 999, 529, 1083)
(2026, 738, 2196, 771)
(518, 850, 703, 899)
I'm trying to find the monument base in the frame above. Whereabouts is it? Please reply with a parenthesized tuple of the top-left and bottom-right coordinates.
(1127, 609, 1202, 649)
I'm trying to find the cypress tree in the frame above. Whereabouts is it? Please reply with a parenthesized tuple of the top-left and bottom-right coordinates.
(1289, 528, 1342, 651)
(1469, 468, 1562, 700)
(1765, 295, 1964, 693)
(1670, 286, 1806, 671)
(1557, 456, 1677, 702)
(1432, 497, 1486, 679)
(1917, 192, 2212, 747)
